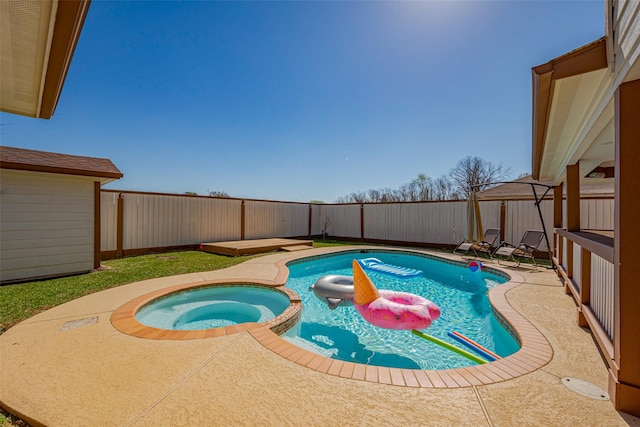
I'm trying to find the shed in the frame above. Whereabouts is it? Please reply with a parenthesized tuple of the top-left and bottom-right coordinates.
(477, 174, 613, 201)
(0, 146, 122, 283)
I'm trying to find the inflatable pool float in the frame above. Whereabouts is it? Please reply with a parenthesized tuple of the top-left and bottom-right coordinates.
(352, 260, 440, 330)
(357, 258, 423, 278)
(309, 275, 354, 309)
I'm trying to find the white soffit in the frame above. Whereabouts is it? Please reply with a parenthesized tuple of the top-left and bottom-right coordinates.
(575, 111, 615, 181)
(0, 0, 57, 117)
(539, 68, 610, 182)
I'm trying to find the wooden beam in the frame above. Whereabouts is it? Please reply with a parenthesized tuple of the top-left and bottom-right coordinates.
(39, 1, 92, 119)
(554, 183, 563, 228)
(566, 163, 580, 232)
(612, 79, 640, 416)
(555, 229, 614, 263)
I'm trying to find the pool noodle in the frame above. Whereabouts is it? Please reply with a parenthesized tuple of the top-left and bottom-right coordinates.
(447, 332, 497, 362)
(451, 331, 501, 360)
(411, 330, 486, 365)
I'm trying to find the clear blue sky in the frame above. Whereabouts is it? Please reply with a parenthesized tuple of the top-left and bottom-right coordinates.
(1, 1, 604, 202)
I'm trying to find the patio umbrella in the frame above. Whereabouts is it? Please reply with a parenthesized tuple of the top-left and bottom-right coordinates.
(466, 190, 484, 242)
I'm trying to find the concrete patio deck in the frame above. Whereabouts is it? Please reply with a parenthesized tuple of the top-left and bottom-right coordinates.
(1, 246, 638, 426)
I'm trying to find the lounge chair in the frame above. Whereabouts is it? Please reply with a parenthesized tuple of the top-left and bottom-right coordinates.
(492, 230, 545, 267)
(453, 228, 501, 259)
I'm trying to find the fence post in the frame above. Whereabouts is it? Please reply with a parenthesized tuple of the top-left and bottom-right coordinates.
(116, 193, 124, 258)
(499, 201, 506, 244)
(94, 182, 101, 268)
(241, 200, 246, 240)
(308, 204, 312, 238)
(360, 204, 364, 241)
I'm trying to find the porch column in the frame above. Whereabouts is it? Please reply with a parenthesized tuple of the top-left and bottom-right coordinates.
(612, 79, 640, 416)
(566, 164, 580, 232)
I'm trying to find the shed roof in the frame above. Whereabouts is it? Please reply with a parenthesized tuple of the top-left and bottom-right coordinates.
(477, 175, 613, 200)
(0, 146, 123, 181)
(477, 175, 552, 200)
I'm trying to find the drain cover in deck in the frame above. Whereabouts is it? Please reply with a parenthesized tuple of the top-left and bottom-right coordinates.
(561, 377, 609, 400)
(60, 316, 98, 331)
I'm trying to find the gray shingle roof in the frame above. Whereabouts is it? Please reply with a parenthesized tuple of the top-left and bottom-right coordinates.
(0, 146, 122, 179)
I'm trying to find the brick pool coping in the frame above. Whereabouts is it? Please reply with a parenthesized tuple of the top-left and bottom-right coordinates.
(111, 279, 303, 339)
(111, 248, 553, 388)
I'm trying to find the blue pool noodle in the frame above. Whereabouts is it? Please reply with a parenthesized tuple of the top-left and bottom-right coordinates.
(446, 332, 497, 362)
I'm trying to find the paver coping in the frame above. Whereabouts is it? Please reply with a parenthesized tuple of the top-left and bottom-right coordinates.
(108, 246, 552, 388)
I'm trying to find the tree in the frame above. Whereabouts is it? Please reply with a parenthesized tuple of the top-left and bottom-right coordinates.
(449, 156, 511, 199)
(184, 191, 198, 196)
(208, 190, 230, 198)
(335, 191, 367, 203)
(432, 175, 457, 200)
(411, 174, 434, 201)
(309, 200, 325, 204)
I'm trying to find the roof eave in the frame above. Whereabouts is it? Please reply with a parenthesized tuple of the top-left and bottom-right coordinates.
(0, 161, 123, 180)
(38, 0, 92, 119)
(531, 37, 608, 181)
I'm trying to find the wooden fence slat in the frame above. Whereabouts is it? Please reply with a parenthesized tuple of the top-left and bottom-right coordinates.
(101, 191, 613, 255)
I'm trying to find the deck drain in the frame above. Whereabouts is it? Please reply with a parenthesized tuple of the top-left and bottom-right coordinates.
(60, 317, 98, 331)
(561, 377, 609, 400)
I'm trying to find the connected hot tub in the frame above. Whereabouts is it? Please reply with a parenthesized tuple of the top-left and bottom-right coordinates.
(135, 286, 291, 330)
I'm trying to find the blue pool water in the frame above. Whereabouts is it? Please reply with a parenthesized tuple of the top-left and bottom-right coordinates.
(284, 251, 520, 370)
(136, 286, 290, 330)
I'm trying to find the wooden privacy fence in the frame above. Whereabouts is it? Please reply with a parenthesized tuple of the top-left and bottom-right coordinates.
(101, 189, 613, 258)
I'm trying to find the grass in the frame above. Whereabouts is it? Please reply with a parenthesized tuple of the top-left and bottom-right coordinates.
(0, 251, 251, 333)
(0, 240, 351, 334)
(0, 408, 29, 427)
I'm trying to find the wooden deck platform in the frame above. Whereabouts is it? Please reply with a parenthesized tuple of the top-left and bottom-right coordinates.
(201, 238, 313, 256)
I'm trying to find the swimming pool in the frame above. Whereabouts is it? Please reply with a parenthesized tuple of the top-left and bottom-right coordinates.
(283, 250, 520, 370)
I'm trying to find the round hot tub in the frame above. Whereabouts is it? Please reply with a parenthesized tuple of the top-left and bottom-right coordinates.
(136, 286, 290, 330)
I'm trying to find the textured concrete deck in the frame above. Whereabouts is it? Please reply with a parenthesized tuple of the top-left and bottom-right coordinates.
(1, 247, 639, 426)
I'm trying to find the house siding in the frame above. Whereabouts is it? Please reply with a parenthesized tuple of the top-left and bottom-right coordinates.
(612, 0, 640, 82)
(0, 169, 94, 282)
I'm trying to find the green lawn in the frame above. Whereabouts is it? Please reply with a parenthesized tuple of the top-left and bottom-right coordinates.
(0, 240, 351, 334)
(0, 409, 26, 427)
(0, 251, 246, 333)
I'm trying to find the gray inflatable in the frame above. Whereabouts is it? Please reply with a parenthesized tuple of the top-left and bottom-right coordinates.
(309, 275, 354, 309)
